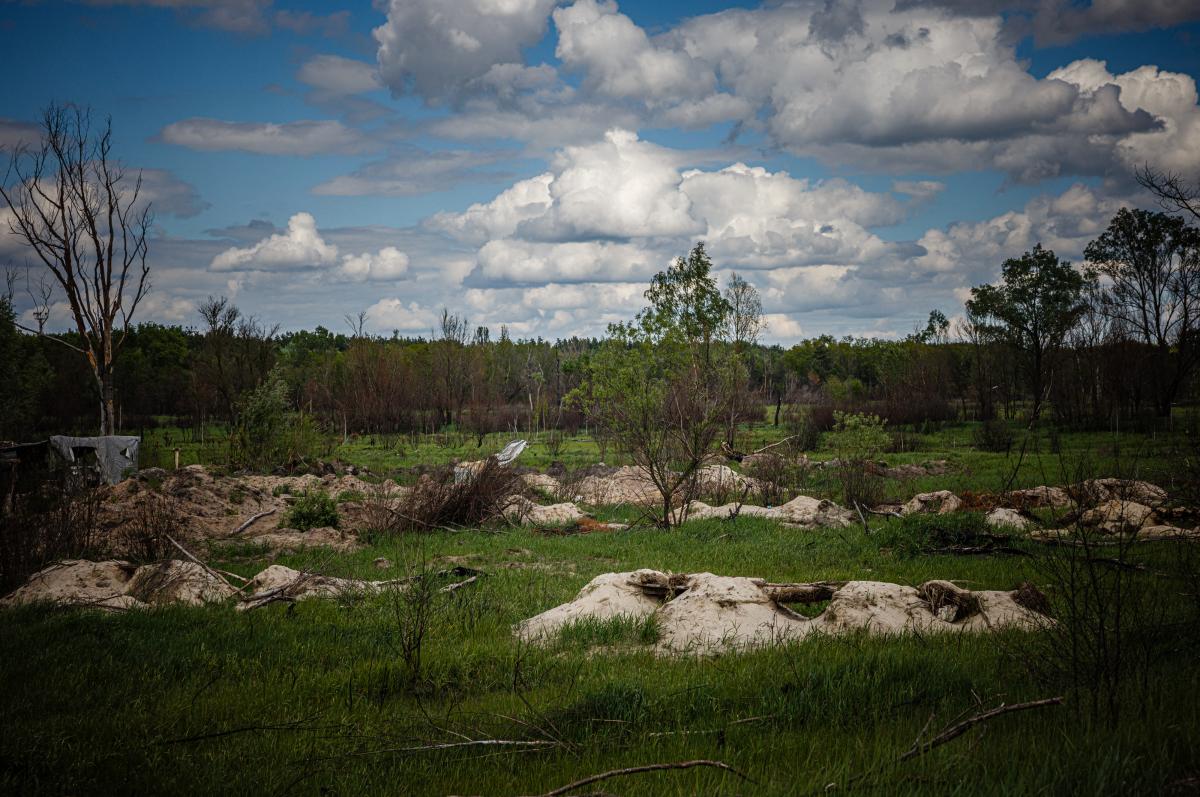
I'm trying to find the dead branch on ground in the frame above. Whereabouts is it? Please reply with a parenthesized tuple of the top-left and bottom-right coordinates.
(228, 509, 276, 537)
(534, 759, 752, 797)
(899, 696, 1064, 761)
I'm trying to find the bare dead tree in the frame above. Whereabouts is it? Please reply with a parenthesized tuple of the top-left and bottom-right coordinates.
(1137, 163, 1200, 224)
(24, 268, 53, 334)
(0, 103, 151, 435)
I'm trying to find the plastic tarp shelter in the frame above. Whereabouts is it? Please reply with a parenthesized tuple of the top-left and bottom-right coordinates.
(48, 435, 140, 485)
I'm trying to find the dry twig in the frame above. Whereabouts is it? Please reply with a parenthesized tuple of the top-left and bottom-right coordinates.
(534, 759, 752, 797)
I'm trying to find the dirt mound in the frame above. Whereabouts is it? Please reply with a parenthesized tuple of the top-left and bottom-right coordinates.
(986, 507, 1034, 531)
(2, 559, 236, 610)
(901, 490, 962, 515)
(236, 564, 396, 609)
(522, 473, 562, 495)
(517, 570, 1046, 655)
(1080, 499, 1159, 534)
(880, 460, 952, 479)
(503, 496, 589, 525)
(238, 526, 363, 554)
(575, 466, 660, 505)
(516, 569, 664, 639)
(1075, 478, 1167, 507)
(685, 494, 855, 528)
(572, 463, 760, 507)
(94, 466, 384, 556)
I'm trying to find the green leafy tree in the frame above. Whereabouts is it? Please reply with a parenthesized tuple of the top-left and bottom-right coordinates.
(641, 242, 731, 363)
(1084, 207, 1200, 417)
(573, 243, 737, 528)
(966, 244, 1093, 420)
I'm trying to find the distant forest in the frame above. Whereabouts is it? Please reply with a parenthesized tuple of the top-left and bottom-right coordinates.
(1, 280, 1194, 444)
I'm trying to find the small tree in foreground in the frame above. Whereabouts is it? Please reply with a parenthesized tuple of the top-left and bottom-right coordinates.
(0, 103, 151, 435)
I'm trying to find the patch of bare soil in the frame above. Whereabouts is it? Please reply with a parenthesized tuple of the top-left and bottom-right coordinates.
(517, 570, 1046, 655)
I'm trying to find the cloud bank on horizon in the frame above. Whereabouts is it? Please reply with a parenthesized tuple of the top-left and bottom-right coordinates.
(1, 0, 1199, 341)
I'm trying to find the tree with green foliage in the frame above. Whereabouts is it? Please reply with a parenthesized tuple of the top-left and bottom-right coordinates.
(1084, 207, 1200, 416)
(641, 242, 731, 365)
(573, 243, 738, 528)
(966, 244, 1093, 421)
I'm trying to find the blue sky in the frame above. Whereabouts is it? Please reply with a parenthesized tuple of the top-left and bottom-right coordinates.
(2, 0, 1199, 341)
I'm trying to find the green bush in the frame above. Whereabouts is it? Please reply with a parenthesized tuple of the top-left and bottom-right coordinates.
(825, 411, 890, 507)
(973, 418, 1014, 452)
(285, 490, 339, 531)
(228, 367, 333, 472)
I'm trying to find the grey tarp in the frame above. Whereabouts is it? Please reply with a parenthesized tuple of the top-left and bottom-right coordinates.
(48, 435, 140, 485)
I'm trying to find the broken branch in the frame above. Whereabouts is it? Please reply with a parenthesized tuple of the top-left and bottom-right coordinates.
(228, 508, 276, 537)
(899, 696, 1064, 761)
(536, 759, 752, 797)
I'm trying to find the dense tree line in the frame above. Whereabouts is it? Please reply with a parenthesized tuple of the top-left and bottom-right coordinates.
(2, 205, 1197, 445)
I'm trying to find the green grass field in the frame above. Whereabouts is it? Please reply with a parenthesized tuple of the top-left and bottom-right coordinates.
(4, 418, 1197, 795)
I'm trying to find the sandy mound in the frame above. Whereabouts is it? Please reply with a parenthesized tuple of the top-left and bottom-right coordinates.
(1080, 499, 1160, 534)
(2, 558, 236, 610)
(694, 464, 760, 493)
(901, 490, 963, 515)
(986, 507, 1034, 531)
(685, 494, 855, 528)
(516, 569, 664, 639)
(1007, 485, 1072, 509)
(94, 466, 382, 555)
(503, 496, 589, 525)
(522, 473, 563, 495)
(518, 570, 1045, 655)
(238, 526, 363, 553)
(235, 564, 398, 609)
(575, 466, 661, 505)
(1077, 478, 1167, 507)
(572, 463, 760, 507)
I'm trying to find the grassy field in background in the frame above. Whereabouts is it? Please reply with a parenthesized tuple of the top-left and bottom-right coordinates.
(139, 413, 1188, 498)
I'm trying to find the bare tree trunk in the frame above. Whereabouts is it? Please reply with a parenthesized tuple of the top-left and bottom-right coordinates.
(0, 103, 151, 436)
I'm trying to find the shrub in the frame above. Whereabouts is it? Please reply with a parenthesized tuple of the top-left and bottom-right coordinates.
(285, 490, 339, 531)
(0, 485, 103, 593)
(973, 418, 1014, 452)
(390, 458, 524, 533)
(825, 411, 890, 508)
(783, 405, 823, 451)
(229, 368, 333, 472)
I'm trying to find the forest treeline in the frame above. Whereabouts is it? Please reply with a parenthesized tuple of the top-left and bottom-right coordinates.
(1, 232, 1195, 445)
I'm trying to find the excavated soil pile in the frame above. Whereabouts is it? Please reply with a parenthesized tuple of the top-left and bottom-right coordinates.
(573, 464, 761, 506)
(2, 559, 474, 611)
(685, 494, 855, 528)
(518, 569, 1045, 655)
(901, 490, 963, 515)
(2, 559, 236, 610)
(97, 465, 381, 554)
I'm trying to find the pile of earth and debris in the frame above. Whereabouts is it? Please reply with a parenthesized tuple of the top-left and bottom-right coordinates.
(517, 569, 1048, 655)
(1, 557, 481, 612)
